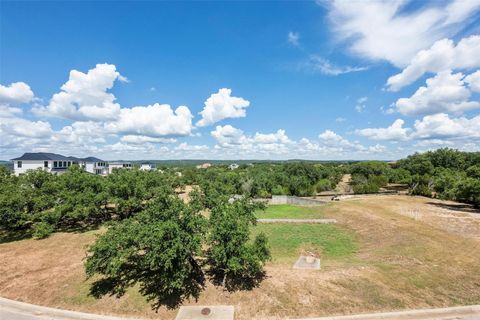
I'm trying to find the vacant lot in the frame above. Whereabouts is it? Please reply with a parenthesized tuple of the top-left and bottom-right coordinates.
(253, 224, 357, 263)
(1, 195, 479, 320)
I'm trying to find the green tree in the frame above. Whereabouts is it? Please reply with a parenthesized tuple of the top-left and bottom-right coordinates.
(54, 166, 108, 227)
(206, 198, 270, 291)
(104, 169, 178, 221)
(0, 170, 29, 230)
(466, 165, 480, 179)
(398, 153, 434, 176)
(85, 190, 207, 309)
(22, 169, 58, 216)
(455, 178, 480, 208)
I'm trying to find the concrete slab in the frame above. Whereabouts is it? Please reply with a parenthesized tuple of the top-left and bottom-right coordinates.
(175, 305, 234, 320)
(293, 255, 321, 270)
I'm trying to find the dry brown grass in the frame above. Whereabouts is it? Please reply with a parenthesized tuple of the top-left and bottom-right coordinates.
(1, 195, 479, 320)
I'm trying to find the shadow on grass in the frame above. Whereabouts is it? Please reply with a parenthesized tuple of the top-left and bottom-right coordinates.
(427, 202, 480, 214)
(207, 268, 267, 292)
(55, 221, 105, 234)
(88, 258, 206, 311)
(0, 221, 104, 244)
(0, 228, 32, 244)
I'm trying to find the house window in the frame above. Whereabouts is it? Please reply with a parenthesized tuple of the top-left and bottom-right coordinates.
(63, 161, 67, 167)
(54, 161, 57, 167)
(44, 161, 49, 168)
(17, 161, 22, 168)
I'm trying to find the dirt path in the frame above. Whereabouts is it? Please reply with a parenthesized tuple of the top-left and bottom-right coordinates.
(335, 174, 352, 194)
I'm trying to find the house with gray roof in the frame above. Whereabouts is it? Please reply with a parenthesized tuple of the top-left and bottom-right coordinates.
(11, 153, 108, 176)
(107, 161, 133, 174)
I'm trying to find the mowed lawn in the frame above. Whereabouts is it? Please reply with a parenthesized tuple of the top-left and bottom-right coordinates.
(252, 224, 357, 263)
(255, 204, 328, 219)
(1, 196, 480, 320)
(253, 204, 357, 264)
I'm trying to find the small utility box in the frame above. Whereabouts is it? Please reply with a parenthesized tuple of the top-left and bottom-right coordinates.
(175, 305, 234, 320)
(293, 255, 321, 270)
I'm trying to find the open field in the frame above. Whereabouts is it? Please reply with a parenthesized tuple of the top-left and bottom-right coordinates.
(1, 195, 480, 320)
(252, 224, 357, 264)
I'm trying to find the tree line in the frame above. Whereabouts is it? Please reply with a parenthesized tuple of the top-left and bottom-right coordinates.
(345, 148, 480, 207)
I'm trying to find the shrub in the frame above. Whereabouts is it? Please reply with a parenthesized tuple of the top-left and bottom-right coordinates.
(315, 179, 332, 192)
(32, 222, 54, 239)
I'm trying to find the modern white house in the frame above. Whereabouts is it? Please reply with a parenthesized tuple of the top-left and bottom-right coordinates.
(139, 162, 155, 171)
(108, 161, 133, 174)
(11, 153, 108, 176)
(228, 163, 239, 170)
(196, 163, 211, 169)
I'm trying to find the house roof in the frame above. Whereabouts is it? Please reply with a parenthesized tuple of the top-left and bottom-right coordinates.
(109, 161, 132, 165)
(11, 152, 104, 162)
(82, 156, 104, 162)
(12, 153, 71, 161)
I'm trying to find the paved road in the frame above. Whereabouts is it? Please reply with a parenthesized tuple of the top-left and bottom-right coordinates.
(1, 296, 480, 320)
(0, 297, 140, 320)
(292, 305, 480, 320)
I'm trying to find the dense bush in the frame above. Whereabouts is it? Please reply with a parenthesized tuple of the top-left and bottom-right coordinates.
(349, 162, 389, 194)
(32, 221, 54, 239)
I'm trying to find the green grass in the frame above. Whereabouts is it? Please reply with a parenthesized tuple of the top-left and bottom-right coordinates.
(251, 223, 357, 263)
(255, 204, 327, 219)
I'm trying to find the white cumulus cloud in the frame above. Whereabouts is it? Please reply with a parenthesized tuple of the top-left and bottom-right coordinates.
(387, 36, 480, 91)
(33, 63, 126, 121)
(254, 129, 291, 144)
(211, 125, 247, 146)
(394, 70, 480, 116)
(355, 119, 410, 141)
(196, 88, 250, 127)
(120, 135, 176, 144)
(105, 104, 193, 137)
(412, 113, 480, 140)
(325, 0, 480, 67)
(465, 70, 480, 92)
(0, 82, 34, 105)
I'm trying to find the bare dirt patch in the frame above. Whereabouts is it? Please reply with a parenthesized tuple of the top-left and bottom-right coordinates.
(335, 174, 352, 194)
(1, 196, 479, 320)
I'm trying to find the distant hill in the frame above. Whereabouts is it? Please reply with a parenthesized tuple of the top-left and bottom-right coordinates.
(0, 160, 13, 171)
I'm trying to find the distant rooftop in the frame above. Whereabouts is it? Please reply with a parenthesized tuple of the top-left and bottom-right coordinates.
(109, 161, 132, 165)
(11, 152, 104, 162)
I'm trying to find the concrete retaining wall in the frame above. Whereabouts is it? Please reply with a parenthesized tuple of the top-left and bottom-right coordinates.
(266, 195, 327, 206)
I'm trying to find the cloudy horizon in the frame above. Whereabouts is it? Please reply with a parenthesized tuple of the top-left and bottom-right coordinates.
(2, 1, 480, 161)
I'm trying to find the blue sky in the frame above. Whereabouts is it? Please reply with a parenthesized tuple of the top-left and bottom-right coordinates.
(1, 0, 480, 160)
